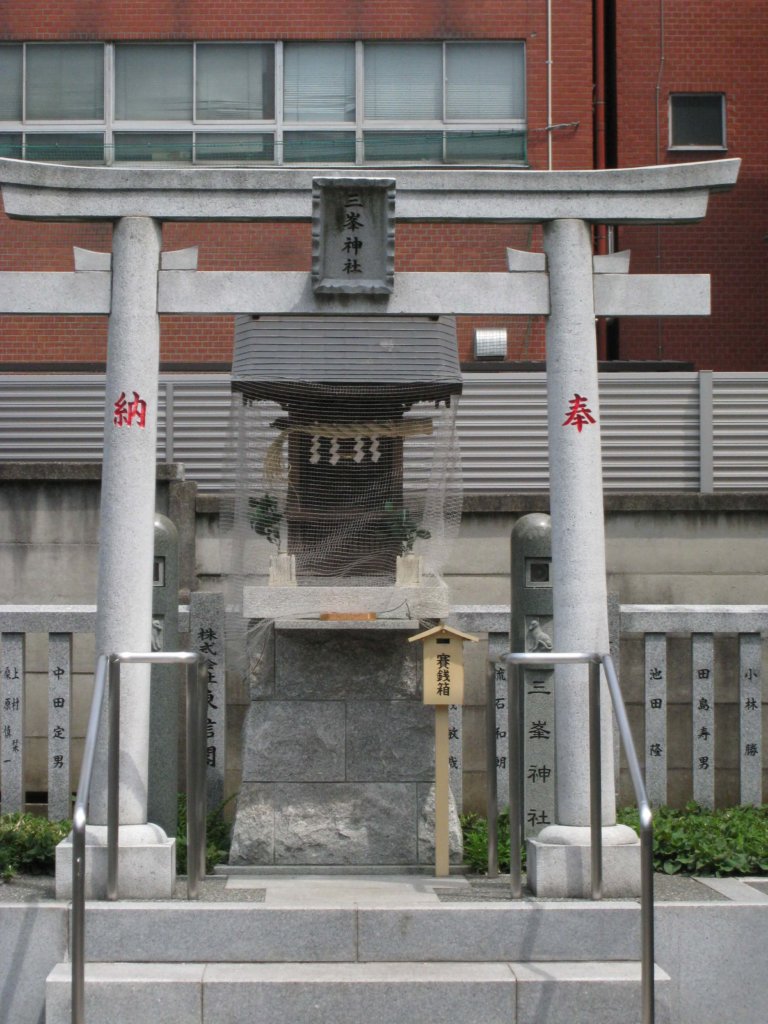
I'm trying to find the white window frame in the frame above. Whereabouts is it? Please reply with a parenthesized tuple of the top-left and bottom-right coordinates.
(0, 39, 527, 167)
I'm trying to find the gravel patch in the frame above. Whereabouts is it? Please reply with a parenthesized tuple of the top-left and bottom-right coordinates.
(0, 875, 265, 903)
(435, 873, 727, 902)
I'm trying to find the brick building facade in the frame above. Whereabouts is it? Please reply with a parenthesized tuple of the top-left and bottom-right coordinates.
(612, 2, 767, 370)
(0, 2, 762, 369)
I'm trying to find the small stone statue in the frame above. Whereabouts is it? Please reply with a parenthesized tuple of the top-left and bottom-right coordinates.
(151, 618, 163, 652)
(527, 619, 553, 652)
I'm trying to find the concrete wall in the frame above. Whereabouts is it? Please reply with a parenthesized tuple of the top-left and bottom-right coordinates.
(449, 493, 768, 607)
(446, 494, 768, 812)
(1, 466, 766, 815)
(0, 464, 196, 803)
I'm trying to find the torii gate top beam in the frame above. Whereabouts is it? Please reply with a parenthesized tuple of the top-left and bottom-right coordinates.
(0, 157, 739, 224)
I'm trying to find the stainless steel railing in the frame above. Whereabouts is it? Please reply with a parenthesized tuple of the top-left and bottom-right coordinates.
(71, 650, 207, 1024)
(488, 650, 655, 1024)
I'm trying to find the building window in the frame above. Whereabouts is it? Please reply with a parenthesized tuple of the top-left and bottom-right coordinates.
(669, 93, 726, 150)
(284, 43, 356, 122)
(0, 45, 23, 121)
(27, 44, 104, 121)
(365, 43, 443, 121)
(115, 45, 193, 121)
(26, 132, 105, 163)
(446, 42, 525, 120)
(113, 132, 193, 163)
(0, 40, 526, 166)
(361, 41, 525, 164)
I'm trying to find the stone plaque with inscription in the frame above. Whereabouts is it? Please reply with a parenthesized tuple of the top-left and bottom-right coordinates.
(312, 177, 395, 295)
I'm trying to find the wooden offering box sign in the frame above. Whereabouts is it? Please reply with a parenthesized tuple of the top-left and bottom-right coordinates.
(409, 623, 477, 876)
(409, 624, 478, 705)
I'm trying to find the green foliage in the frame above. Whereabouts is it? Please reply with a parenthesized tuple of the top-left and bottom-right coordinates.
(381, 501, 431, 555)
(247, 494, 282, 547)
(461, 810, 524, 874)
(617, 802, 768, 877)
(176, 793, 234, 876)
(0, 813, 71, 880)
(462, 803, 768, 877)
(0, 796, 236, 882)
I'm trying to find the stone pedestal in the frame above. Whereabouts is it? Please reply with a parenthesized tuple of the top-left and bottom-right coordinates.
(230, 620, 462, 866)
(527, 824, 641, 898)
(55, 824, 175, 899)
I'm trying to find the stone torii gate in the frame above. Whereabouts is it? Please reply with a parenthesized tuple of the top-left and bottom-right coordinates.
(0, 157, 739, 897)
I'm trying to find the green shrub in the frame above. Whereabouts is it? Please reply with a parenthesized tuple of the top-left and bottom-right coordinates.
(176, 793, 234, 876)
(0, 794, 235, 881)
(0, 813, 71, 880)
(617, 802, 768, 877)
(462, 803, 768, 877)
(461, 809, 519, 874)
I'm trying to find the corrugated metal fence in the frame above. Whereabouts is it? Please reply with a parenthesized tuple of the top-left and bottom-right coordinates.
(1, 371, 766, 492)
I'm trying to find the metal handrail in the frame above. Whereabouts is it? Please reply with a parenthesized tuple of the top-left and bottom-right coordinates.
(496, 649, 655, 1024)
(71, 650, 206, 1024)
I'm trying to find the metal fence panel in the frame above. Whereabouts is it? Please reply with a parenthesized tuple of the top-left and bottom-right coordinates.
(599, 373, 699, 490)
(457, 373, 550, 491)
(170, 377, 233, 491)
(713, 373, 768, 491)
(1, 370, 767, 492)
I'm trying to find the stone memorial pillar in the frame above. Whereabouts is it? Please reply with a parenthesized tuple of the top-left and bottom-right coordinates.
(148, 513, 181, 837)
(510, 513, 556, 837)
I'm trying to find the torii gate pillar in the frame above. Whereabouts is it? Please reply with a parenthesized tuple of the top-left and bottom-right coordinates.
(528, 217, 640, 896)
(58, 216, 171, 897)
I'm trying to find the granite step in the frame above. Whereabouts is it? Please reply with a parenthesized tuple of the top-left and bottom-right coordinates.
(45, 960, 671, 1024)
(76, 899, 646, 963)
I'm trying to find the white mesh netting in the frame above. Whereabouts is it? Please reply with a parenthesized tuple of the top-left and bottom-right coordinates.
(220, 381, 463, 675)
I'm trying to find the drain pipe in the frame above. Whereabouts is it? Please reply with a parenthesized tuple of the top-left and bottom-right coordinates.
(655, 0, 666, 165)
(547, 0, 553, 169)
(594, 0, 607, 177)
(594, 0, 608, 358)
(655, 0, 666, 357)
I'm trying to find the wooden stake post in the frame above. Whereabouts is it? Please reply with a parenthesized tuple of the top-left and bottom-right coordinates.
(409, 624, 478, 876)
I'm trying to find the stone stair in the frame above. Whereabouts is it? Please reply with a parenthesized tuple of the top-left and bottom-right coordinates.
(45, 875, 671, 1024)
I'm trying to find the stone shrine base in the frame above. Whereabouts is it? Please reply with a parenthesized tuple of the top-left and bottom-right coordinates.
(232, 782, 459, 866)
(242, 584, 450, 621)
(229, 619, 462, 867)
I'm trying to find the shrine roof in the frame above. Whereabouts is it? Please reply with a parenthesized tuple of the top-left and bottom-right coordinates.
(231, 315, 461, 400)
